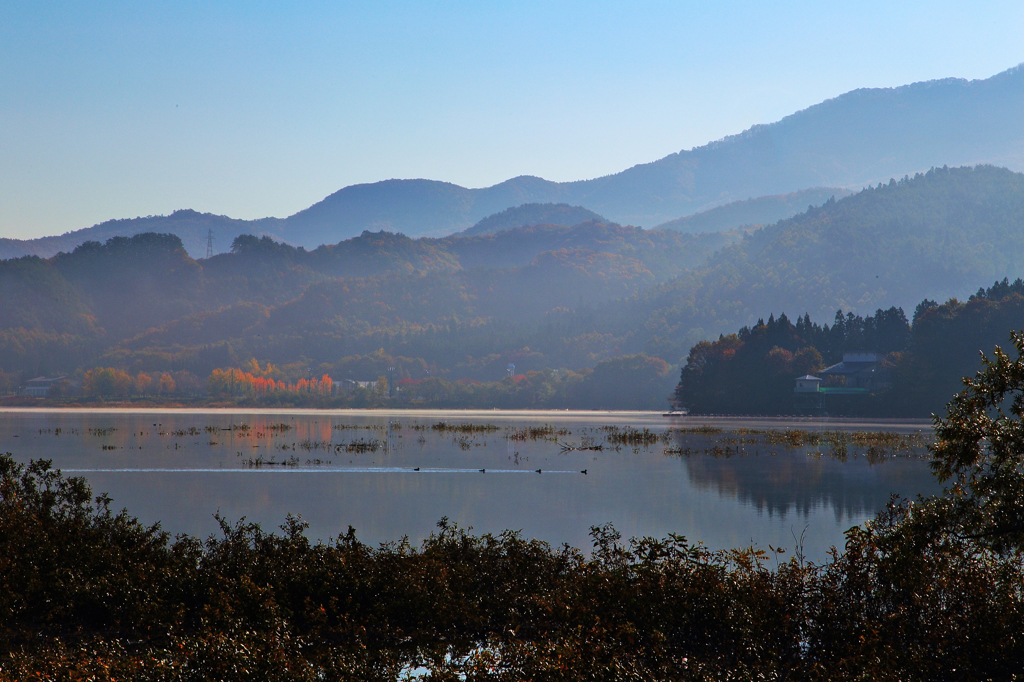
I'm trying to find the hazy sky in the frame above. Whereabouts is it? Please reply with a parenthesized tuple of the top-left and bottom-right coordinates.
(2, 1, 1022, 240)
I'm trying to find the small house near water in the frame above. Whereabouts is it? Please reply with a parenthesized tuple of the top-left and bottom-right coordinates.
(793, 353, 890, 414)
(818, 352, 887, 392)
(22, 376, 68, 397)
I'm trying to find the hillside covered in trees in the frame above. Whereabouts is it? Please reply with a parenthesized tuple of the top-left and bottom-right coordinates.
(0, 221, 734, 406)
(675, 278, 1024, 416)
(618, 164, 1024, 365)
(4, 165, 1024, 413)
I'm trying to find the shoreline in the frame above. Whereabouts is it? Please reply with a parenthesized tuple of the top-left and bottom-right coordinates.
(0, 405, 934, 431)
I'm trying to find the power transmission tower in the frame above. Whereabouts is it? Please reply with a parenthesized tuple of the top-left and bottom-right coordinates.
(205, 229, 214, 259)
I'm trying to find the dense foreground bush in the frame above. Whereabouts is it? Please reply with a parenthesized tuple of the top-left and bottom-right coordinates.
(1, 455, 1021, 681)
(6, 336, 1024, 680)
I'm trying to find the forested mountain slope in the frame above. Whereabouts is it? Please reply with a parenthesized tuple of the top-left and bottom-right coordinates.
(4, 165, 1024, 398)
(673, 279, 1024, 417)
(0, 223, 736, 379)
(625, 165, 1024, 357)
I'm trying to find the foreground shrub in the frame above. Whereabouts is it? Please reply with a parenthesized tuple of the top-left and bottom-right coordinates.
(1, 452, 1022, 681)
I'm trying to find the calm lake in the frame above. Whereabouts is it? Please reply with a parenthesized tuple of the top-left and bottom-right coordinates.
(0, 408, 940, 562)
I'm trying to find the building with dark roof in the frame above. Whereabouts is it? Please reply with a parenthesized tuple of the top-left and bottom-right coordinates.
(793, 353, 890, 414)
(817, 353, 889, 393)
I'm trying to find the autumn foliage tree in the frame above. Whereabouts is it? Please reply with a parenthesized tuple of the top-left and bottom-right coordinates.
(207, 367, 333, 397)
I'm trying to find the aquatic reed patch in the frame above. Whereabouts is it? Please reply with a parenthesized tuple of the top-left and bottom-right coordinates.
(336, 438, 385, 453)
(664, 427, 931, 461)
(298, 439, 332, 451)
(333, 423, 384, 431)
(239, 454, 301, 468)
(505, 424, 568, 441)
(601, 426, 664, 446)
(412, 422, 501, 433)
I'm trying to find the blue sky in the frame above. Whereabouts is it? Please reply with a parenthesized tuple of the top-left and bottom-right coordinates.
(2, 1, 1022, 239)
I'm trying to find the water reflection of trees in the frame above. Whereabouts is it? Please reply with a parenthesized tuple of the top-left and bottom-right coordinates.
(677, 442, 937, 523)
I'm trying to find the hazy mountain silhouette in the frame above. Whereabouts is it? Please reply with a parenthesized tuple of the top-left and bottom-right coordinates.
(581, 66, 1024, 226)
(5, 64, 1023, 257)
(281, 65, 1024, 238)
(459, 204, 607, 236)
(0, 210, 285, 261)
(654, 188, 852, 233)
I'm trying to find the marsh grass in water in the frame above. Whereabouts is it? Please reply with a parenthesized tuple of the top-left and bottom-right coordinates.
(337, 438, 386, 454)
(7, 418, 930, 465)
(600, 426, 665, 446)
(664, 427, 931, 462)
(504, 424, 569, 441)
(334, 423, 384, 431)
(412, 422, 501, 434)
(239, 453, 302, 468)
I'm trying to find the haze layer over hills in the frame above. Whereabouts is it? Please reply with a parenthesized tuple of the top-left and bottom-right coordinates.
(3, 65, 1022, 259)
(652, 188, 853, 233)
(4, 166, 1024, 393)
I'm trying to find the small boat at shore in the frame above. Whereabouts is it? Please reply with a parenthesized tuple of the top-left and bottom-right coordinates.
(662, 408, 689, 417)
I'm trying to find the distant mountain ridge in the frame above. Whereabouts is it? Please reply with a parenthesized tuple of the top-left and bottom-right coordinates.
(281, 65, 1024, 239)
(4, 64, 1023, 257)
(0, 210, 286, 262)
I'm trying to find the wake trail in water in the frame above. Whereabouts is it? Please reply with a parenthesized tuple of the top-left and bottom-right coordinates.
(62, 467, 580, 474)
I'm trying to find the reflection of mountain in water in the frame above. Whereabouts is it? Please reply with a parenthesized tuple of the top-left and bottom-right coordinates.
(677, 442, 939, 523)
